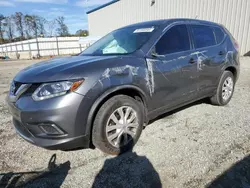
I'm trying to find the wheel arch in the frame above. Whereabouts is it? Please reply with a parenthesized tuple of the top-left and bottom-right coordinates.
(86, 85, 149, 148)
(225, 66, 238, 80)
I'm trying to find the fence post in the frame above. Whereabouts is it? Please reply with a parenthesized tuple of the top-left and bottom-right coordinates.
(28, 40, 32, 59)
(56, 36, 59, 56)
(36, 37, 40, 58)
(15, 43, 18, 59)
(21, 41, 24, 51)
(5, 45, 8, 57)
(79, 43, 82, 53)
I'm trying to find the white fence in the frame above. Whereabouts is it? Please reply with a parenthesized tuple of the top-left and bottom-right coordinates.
(0, 37, 91, 59)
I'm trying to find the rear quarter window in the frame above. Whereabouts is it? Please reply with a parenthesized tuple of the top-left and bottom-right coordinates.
(191, 25, 216, 49)
(214, 27, 226, 44)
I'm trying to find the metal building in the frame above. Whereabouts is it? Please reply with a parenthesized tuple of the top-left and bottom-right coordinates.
(87, 0, 250, 55)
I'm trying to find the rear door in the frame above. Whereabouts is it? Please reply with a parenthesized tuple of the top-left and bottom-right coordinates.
(147, 24, 200, 111)
(189, 24, 224, 94)
(213, 26, 233, 82)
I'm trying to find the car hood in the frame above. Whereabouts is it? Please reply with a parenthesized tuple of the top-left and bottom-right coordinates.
(14, 55, 117, 83)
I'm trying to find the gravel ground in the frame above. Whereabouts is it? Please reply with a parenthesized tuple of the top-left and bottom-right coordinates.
(0, 58, 250, 188)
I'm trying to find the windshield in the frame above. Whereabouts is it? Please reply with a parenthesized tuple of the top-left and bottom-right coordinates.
(80, 26, 157, 56)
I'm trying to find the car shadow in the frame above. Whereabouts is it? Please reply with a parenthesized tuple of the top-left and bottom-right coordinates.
(0, 154, 70, 188)
(207, 154, 250, 188)
(92, 99, 210, 187)
(244, 51, 250, 56)
(148, 98, 210, 125)
(92, 145, 162, 188)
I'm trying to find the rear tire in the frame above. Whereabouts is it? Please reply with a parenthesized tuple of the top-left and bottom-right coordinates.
(92, 95, 144, 155)
(210, 71, 235, 106)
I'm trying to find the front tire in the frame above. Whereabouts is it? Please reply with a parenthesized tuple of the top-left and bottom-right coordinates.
(92, 95, 144, 155)
(210, 71, 235, 106)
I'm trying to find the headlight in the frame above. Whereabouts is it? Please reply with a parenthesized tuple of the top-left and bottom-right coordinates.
(32, 80, 83, 101)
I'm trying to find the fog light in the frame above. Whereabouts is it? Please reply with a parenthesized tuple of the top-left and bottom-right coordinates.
(39, 124, 64, 135)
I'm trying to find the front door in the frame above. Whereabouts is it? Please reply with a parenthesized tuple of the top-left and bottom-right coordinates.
(147, 24, 200, 111)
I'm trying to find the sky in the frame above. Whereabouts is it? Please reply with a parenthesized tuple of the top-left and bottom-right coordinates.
(0, 0, 113, 34)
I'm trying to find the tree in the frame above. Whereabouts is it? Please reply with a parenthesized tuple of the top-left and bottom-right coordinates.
(36, 16, 46, 37)
(24, 15, 36, 37)
(56, 16, 69, 37)
(24, 15, 33, 38)
(0, 14, 5, 43)
(4, 16, 15, 42)
(1, 12, 73, 41)
(47, 19, 56, 37)
(24, 15, 46, 38)
(75, 29, 89, 37)
(13, 12, 25, 40)
(24, 26, 31, 39)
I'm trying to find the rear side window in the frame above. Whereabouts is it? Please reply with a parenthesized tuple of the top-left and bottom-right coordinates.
(213, 27, 226, 44)
(155, 25, 190, 55)
(191, 25, 216, 48)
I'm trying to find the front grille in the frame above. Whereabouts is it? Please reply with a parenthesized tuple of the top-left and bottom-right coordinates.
(13, 81, 23, 94)
(16, 83, 40, 96)
(10, 81, 40, 98)
(24, 84, 40, 95)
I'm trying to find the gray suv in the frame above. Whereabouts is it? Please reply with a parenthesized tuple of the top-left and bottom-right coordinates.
(6, 19, 240, 155)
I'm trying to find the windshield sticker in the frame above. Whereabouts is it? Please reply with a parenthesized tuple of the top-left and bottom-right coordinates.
(133, 28, 154, 33)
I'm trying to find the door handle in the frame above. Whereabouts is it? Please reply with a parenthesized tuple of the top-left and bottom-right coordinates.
(218, 51, 225, 56)
(189, 58, 196, 64)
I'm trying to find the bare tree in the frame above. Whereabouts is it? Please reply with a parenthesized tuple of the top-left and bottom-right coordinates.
(4, 16, 15, 42)
(47, 19, 56, 37)
(24, 15, 32, 38)
(56, 16, 69, 37)
(24, 15, 47, 38)
(25, 27, 31, 39)
(0, 14, 5, 43)
(37, 16, 47, 37)
(25, 15, 37, 37)
(1, 12, 72, 41)
(14, 12, 25, 40)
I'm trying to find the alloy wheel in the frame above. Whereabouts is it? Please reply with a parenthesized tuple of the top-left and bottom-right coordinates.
(222, 77, 234, 101)
(106, 106, 139, 148)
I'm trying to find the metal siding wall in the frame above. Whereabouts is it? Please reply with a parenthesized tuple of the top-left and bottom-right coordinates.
(88, 0, 250, 55)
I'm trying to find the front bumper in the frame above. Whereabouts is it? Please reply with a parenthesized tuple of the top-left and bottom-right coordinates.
(13, 119, 90, 150)
(6, 92, 91, 150)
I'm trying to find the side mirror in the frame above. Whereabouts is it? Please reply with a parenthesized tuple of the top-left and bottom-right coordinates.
(151, 47, 164, 58)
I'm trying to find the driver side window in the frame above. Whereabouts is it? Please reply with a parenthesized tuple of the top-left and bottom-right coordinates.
(155, 24, 191, 55)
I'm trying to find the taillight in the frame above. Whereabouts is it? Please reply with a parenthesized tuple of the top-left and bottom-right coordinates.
(223, 26, 239, 51)
(233, 39, 239, 51)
